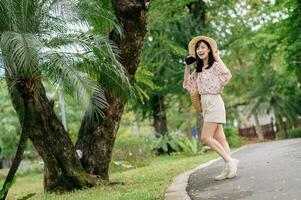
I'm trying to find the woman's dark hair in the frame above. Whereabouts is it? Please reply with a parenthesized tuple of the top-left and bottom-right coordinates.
(195, 40, 215, 72)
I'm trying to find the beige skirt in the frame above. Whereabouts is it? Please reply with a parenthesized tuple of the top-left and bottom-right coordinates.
(201, 94, 226, 124)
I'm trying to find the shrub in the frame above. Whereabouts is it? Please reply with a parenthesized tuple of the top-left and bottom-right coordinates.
(224, 126, 244, 147)
(177, 137, 204, 156)
(151, 134, 182, 155)
(151, 134, 206, 156)
(277, 128, 301, 139)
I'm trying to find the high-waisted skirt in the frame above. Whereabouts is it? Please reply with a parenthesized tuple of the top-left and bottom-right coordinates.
(201, 94, 226, 124)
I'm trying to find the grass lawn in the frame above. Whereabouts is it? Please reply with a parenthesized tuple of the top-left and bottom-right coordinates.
(3, 152, 219, 200)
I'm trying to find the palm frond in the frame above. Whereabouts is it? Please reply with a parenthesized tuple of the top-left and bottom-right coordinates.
(0, 0, 131, 121)
(77, 0, 123, 36)
(1, 32, 41, 76)
(43, 51, 109, 118)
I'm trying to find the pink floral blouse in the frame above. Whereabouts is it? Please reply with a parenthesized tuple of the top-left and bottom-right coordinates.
(183, 61, 232, 94)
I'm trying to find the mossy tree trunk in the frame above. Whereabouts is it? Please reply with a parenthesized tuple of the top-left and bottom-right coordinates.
(5, 74, 96, 193)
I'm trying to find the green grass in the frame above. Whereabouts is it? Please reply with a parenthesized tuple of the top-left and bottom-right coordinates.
(4, 152, 219, 200)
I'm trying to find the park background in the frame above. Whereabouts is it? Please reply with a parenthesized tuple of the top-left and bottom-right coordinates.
(0, 0, 300, 199)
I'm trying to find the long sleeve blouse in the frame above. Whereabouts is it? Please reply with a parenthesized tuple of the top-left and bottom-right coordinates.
(183, 61, 232, 94)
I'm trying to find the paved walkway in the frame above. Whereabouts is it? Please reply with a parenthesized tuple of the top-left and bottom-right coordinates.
(187, 138, 301, 200)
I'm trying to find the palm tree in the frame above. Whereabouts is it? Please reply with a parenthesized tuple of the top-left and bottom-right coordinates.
(248, 69, 301, 141)
(0, 0, 131, 194)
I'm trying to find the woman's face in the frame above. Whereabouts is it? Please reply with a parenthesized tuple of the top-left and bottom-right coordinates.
(196, 41, 210, 60)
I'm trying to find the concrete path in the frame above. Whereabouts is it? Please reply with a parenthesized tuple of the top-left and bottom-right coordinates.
(187, 138, 301, 200)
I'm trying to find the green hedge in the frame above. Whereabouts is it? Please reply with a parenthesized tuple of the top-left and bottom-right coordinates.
(277, 128, 301, 139)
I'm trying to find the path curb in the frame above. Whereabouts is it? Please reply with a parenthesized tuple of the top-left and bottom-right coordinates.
(164, 145, 248, 200)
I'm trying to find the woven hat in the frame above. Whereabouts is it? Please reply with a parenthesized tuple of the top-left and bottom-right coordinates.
(188, 35, 218, 58)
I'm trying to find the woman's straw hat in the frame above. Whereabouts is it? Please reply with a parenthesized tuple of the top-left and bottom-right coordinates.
(188, 35, 218, 58)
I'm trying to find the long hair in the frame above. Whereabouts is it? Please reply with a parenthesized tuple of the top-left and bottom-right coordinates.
(195, 40, 215, 72)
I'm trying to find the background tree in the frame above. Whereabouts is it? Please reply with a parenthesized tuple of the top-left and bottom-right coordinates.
(75, 0, 152, 181)
(0, 0, 130, 193)
(126, 0, 209, 137)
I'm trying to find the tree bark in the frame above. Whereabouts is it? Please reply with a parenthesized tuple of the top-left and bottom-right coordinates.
(5, 75, 96, 192)
(253, 112, 264, 142)
(151, 95, 168, 137)
(75, 0, 151, 180)
(187, 0, 206, 27)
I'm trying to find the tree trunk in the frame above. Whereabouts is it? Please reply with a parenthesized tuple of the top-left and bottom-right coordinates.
(196, 112, 204, 142)
(253, 112, 264, 142)
(184, 107, 192, 138)
(76, 92, 125, 180)
(151, 95, 168, 137)
(0, 98, 32, 200)
(187, 0, 206, 141)
(5, 75, 96, 192)
(75, 0, 151, 180)
(187, 0, 206, 27)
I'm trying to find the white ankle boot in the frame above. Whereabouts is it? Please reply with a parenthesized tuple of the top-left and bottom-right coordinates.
(227, 159, 239, 179)
(214, 164, 229, 181)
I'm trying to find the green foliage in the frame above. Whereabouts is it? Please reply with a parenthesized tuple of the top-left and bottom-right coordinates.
(128, 0, 199, 120)
(133, 67, 157, 104)
(151, 135, 182, 155)
(0, 0, 132, 121)
(215, 0, 301, 126)
(77, 0, 122, 35)
(277, 128, 301, 139)
(177, 137, 203, 156)
(76, 0, 134, 104)
(151, 134, 205, 156)
(247, 68, 301, 125)
(274, 0, 301, 82)
(224, 126, 245, 147)
(0, 132, 18, 159)
(0, 81, 19, 159)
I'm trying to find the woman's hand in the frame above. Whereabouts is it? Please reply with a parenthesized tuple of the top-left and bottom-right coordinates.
(213, 50, 221, 61)
(214, 51, 231, 74)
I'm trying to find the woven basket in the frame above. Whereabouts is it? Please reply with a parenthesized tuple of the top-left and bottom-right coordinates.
(190, 91, 202, 113)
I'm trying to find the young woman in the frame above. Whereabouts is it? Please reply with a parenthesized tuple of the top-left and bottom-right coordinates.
(183, 35, 239, 180)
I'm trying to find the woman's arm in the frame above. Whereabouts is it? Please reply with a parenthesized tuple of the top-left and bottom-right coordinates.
(183, 63, 194, 89)
(183, 64, 190, 85)
(183, 56, 196, 87)
(213, 50, 232, 86)
(213, 50, 230, 74)
(183, 64, 198, 93)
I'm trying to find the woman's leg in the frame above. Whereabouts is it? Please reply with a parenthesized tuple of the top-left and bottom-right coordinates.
(201, 122, 232, 163)
(214, 124, 231, 154)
